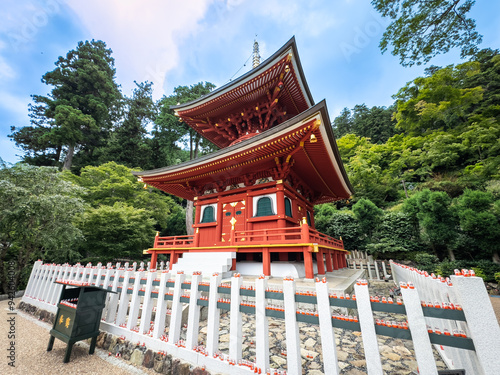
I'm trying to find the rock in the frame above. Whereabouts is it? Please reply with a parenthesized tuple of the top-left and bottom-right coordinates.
(393, 345, 412, 356)
(303, 338, 316, 348)
(300, 348, 319, 359)
(338, 361, 349, 370)
(122, 341, 135, 361)
(336, 351, 349, 361)
(153, 352, 165, 373)
(381, 351, 401, 361)
(143, 349, 155, 368)
(96, 332, 106, 348)
(349, 359, 366, 367)
(271, 355, 287, 366)
(130, 348, 145, 366)
(103, 333, 112, 350)
(219, 333, 230, 342)
(108, 336, 118, 352)
(171, 359, 190, 375)
(191, 368, 210, 375)
(162, 354, 173, 375)
(306, 371, 323, 375)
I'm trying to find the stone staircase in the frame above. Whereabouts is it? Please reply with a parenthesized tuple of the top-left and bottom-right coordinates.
(170, 252, 236, 277)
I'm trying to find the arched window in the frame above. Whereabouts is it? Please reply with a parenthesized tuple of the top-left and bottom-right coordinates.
(255, 197, 275, 217)
(285, 197, 292, 217)
(200, 205, 215, 223)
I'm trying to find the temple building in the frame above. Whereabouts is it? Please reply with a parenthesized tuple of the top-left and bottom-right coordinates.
(133, 37, 353, 279)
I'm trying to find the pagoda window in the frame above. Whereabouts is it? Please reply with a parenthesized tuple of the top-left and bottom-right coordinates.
(253, 194, 277, 217)
(307, 211, 312, 226)
(285, 197, 293, 217)
(200, 204, 217, 223)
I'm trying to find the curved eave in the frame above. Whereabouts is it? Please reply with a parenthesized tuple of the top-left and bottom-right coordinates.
(171, 36, 314, 112)
(134, 101, 353, 202)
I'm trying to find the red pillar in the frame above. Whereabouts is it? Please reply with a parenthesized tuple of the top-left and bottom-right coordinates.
(231, 258, 236, 271)
(332, 251, 339, 270)
(316, 249, 325, 275)
(325, 251, 333, 272)
(340, 252, 346, 268)
(150, 251, 158, 270)
(263, 248, 271, 276)
(303, 247, 314, 279)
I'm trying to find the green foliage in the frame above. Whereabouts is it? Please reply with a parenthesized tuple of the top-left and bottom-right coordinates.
(414, 253, 440, 273)
(64, 162, 176, 231)
(10, 40, 122, 170)
(321, 211, 364, 252)
(403, 189, 457, 259)
(352, 198, 383, 240)
(495, 272, 500, 284)
(78, 203, 155, 262)
(454, 189, 500, 260)
(372, 0, 482, 66)
(0, 164, 84, 292)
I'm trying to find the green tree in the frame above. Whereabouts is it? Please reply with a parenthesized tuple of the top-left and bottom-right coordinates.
(322, 211, 364, 252)
(332, 108, 352, 138)
(64, 162, 177, 231)
(0, 163, 84, 292)
(372, 0, 482, 66)
(454, 190, 500, 262)
(103, 81, 156, 168)
(403, 189, 458, 260)
(352, 198, 384, 241)
(78, 203, 155, 262)
(10, 40, 122, 170)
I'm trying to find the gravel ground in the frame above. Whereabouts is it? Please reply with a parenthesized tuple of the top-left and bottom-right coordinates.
(490, 296, 500, 324)
(0, 297, 157, 375)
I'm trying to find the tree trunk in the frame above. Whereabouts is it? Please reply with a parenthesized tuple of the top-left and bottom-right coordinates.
(492, 251, 500, 264)
(62, 144, 75, 170)
(446, 247, 456, 261)
(185, 200, 194, 235)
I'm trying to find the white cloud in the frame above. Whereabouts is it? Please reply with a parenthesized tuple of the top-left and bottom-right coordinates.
(0, 90, 29, 117)
(0, 41, 16, 82)
(65, 0, 215, 99)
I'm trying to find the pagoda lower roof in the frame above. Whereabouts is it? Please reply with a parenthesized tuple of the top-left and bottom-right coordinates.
(170, 37, 314, 149)
(134, 101, 353, 204)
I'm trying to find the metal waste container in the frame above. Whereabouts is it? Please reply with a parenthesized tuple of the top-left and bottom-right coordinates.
(47, 280, 115, 362)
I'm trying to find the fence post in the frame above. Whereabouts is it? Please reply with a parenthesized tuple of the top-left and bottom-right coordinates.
(400, 283, 438, 375)
(255, 276, 270, 372)
(169, 271, 186, 344)
(186, 272, 202, 350)
(229, 274, 243, 363)
(139, 270, 156, 334)
(354, 281, 383, 375)
(315, 279, 340, 375)
(46, 265, 62, 305)
(152, 271, 170, 339)
(24, 260, 43, 298)
(451, 275, 500, 375)
(105, 267, 123, 323)
(283, 277, 301, 375)
(126, 270, 144, 330)
(206, 272, 222, 356)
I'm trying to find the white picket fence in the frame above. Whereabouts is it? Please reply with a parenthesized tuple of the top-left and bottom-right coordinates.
(22, 260, 500, 375)
(346, 251, 390, 281)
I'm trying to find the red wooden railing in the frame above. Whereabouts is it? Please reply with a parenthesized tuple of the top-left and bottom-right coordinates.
(153, 226, 343, 249)
(154, 235, 194, 247)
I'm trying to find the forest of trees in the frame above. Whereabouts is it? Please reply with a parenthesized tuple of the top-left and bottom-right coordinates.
(2, 5, 500, 292)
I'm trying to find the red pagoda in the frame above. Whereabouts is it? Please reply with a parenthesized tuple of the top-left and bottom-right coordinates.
(134, 37, 353, 279)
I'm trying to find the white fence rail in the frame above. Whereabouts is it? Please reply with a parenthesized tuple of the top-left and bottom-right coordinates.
(346, 251, 390, 281)
(22, 260, 500, 375)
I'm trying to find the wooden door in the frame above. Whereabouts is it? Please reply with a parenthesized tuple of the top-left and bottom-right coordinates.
(221, 200, 246, 243)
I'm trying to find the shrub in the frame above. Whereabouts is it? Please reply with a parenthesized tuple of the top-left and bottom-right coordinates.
(414, 253, 440, 273)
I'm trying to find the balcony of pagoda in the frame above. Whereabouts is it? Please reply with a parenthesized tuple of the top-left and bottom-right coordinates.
(147, 222, 348, 277)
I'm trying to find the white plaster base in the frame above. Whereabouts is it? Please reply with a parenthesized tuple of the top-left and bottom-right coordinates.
(235, 261, 319, 278)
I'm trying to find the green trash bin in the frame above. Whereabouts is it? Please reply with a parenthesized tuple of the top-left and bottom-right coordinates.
(47, 280, 115, 363)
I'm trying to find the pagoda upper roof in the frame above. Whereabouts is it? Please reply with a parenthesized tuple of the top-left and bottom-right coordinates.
(134, 101, 353, 204)
(171, 37, 314, 149)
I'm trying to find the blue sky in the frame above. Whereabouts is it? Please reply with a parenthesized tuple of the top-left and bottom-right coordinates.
(1, 0, 499, 164)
